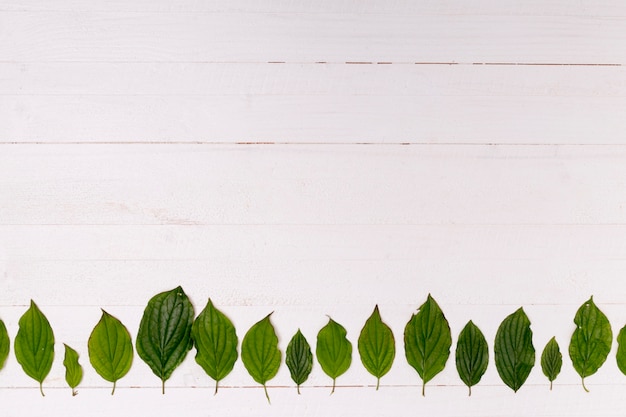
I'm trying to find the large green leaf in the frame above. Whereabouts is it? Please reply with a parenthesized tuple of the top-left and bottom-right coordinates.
(494, 307, 535, 392)
(241, 313, 281, 403)
(0, 319, 9, 372)
(569, 296, 612, 392)
(88, 310, 134, 394)
(14, 300, 55, 396)
(316, 317, 352, 394)
(455, 320, 488, 396)
(285, 329, 313, 394)
(616, 325, 626, 376)
(136, 286, 195, 394)
(540, 337, 562, 390)
(191, 298, 238, 394)
(404, 294, 451, 396)
(358, 305, 395, 390)
(63, 344, 83, 396)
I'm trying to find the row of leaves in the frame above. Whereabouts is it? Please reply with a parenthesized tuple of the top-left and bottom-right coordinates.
(0, 288, 618, 401)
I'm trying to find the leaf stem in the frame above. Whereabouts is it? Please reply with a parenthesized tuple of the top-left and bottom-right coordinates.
(111, 381, 116, 395)
(422, 381, 425, 397)
(376, 377, 380, 391)
(549, 380, 553, 391)
(297, 384, 301, 395)
(39, 382, 45, 397)
(331, 378, 336, 395)
(162, 379, 165, 395)
(468, 385, 472, 396)
(214, 380, 219, 396)
(582, 377, 589, 392)
(72, 388, 78, 397)
(263, 384, 271, 404)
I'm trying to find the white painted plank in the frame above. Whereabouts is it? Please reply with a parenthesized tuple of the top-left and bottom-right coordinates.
(1, 13, 624, 64)
(1, 145, 626, 225)
(0, 0, 623, 16)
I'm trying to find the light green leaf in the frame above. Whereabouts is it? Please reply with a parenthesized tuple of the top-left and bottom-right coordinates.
(88, 310, 133, 395)
(285, 329, 313, 394)
(616, 325, 626, 377)
(455, 320, 488, 396)
(316, 317, 352, 394)
(191, 298, 238, 394)
(404, 294, 451, 396)
(14, 300, 55, 396)
(541, 337, 562, 390)
(63, 344, 83, 396)
(569, 296, 612, 392)
(241, 313, 281, 403)
(494, 307, 535, 392)
(358, 305, 395, 390)
(0, 319, 9, 372)
(136, 286, 195, 394)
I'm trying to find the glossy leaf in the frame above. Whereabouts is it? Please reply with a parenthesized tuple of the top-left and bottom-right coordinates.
(494, 307, 535, 392)
(88, 310, 133, 395)
(0, 319, 9, 372)
(63, 344, 83, 396)
(14, 300, 55, 396)
(358, 305, 395, 390)
(455, 320, 488, 396)
(286, 329, 313, 394)
(191, 298, 238, 394)
(241, 313, 281, 403)
(541, 337, 562, 390)
(316, 317, 352, 394)
(136, 286, 195, 394)
(569, 296, 612, 392)
(616, 325, 626, 376)
(404, 294, 452, 396)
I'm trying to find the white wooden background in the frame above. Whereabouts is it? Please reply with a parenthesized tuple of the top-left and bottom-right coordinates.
(1, 1, 626, 416)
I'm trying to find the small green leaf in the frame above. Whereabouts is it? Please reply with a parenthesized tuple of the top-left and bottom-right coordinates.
(241, 313, 281, 403)
(14, 300, 55, 396)
(455, 320, 488, 396)
(0, 319, 9, 371)
(63, 344, 83, 396)
(88, 310, 133, 395)
(136, 286, 195, 394)
(494, 307, 535, 392)
(285, 329, 313, 394)
(541, 337, 562, 390)
(358, 305, 395, 390)
(191, 298, 238, 394)
(316, 317, 352, 394)
(569, 296, 612, 392)
(616, 325, 626, 376)
(404, 294, 451, 396)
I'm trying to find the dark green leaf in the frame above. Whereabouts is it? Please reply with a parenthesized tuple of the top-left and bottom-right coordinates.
(63, 344, 83, 396)
(616, 325, 626, 376)
(404, 294, 451, 396)
(88, 310, 133, 395)
(285, 329, 313, 394)
(14, 300, 55, 396)
(316, 317, 352, 394)
(494, 307, 535, 392)
(136, 286, 195, 394)
(358, 305, 395, 390)
(241, 313, 281, 403)
(191, 298, 238, 394)
(569, 296, 612, 392)
(0, 319, 9, 372)
(540, 337, 562, 390)
(455, 320, 488, 396)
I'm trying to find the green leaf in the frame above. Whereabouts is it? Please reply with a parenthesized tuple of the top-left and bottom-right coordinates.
(616, 325, 626, 377)
(63, 344, 83, 396)
(494, 307, 535, 392)
(540, 337, 562, 390)
(455, 320, 488, 396)
(136, 286, 195, 394)
(403, 294, 451, 396)
(0, 319, 9, 372)
(285, 329, 313, 394)
(88, 310, 134, 395)
(14, 300, 55, 396)
(316, 317, 352, 394)
(569, 296, 612, 392)
(241, 313, 281, 403)
(191, 298, 238, 394)
(358, 305, 395, 390)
